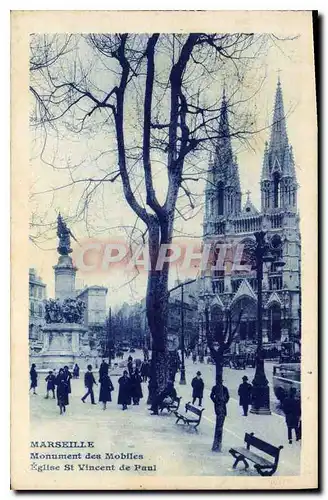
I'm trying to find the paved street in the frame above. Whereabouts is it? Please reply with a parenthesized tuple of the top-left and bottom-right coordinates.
(30, 350, 300, 477)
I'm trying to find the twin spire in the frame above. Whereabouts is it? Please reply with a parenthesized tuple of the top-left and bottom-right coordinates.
(206, 76, 297, 219)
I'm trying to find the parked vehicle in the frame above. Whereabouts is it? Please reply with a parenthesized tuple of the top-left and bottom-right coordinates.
(273, 363, 301, 402)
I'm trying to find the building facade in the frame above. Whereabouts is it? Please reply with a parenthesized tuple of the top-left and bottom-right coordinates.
(199, 79, 301, 355)
(29, 268, 47, 352)
(76, 285, 108, 353)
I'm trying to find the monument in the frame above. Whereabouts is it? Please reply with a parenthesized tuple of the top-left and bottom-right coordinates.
(30, 214, 88, 369)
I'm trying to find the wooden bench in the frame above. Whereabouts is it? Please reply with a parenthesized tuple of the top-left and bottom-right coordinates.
(229, 432, 283, 476)
(174, 402, 204, 429)
(158, 396, 181, 414)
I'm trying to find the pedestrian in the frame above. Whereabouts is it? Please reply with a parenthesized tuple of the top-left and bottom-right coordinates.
(81, 365, 97, 405)
(55, 368, 69, 415)
(238, 375, 252, 416)
(141, 360, 150, 382)
(99, 359, 109, 378)
(143, 347, 149, 362)
(282, 387, 301, 444)
(191, 371, 204, 406)
(176, 351, 181, 372)
(210, 382, 230, 451)
(192, 351, 197, 364)
(127, 356, 133, 376)
(135, 358, 142, 371)
(45, 370, 56, 399)
(149, 381, 177, 415)
(63, 366, 72, 394)
(99, 372, 114, 410)
(130, 368, 143, 405)
(117, 370, 131, 410)
(73, 363, 80, 379)
(29, 364, 38, 394)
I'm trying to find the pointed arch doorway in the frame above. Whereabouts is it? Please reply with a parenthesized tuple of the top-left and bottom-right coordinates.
(231, 297, 257, 342)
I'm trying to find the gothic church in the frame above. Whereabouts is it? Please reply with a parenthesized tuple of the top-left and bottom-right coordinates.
(201, 78, 301, 352)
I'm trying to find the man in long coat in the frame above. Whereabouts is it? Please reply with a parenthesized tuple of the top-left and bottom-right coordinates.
(55, 368, 69, 415)
(118, 370, 132, 410)
(191, 371, 204, 406)
(130, 368, 143, 405)
(238, 375, 252, 416)
(282, 387, 301, 443)
(81, 365, 97, 405)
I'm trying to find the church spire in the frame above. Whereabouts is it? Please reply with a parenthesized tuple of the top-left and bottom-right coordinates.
(203, 89, 241, 223)
(260, 76, 298, 212)
(268, 77, 288, 171)
(214, 88, 233, 173)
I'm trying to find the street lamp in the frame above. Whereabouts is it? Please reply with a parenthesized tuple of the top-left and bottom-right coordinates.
(107, 307, 112, 368)
(250, 231, 285, 415)
(168, 279, 196, 386)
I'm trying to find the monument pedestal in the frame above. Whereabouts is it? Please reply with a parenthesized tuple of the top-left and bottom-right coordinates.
(53, 255, 77, 301)
(30, 323, 87, 370)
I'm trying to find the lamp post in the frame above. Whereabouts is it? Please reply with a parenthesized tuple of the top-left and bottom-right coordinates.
(250, 231, 285, 415)
(179, 284, 186, 385)
(107, 307, 112, 367)
(168, 279, 196, 386)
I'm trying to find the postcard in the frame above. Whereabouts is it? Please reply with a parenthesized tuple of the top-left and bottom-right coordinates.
(11, 10, 318, 490)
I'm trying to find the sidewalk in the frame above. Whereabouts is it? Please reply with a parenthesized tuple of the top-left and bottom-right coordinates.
(30, 367, 300, 477)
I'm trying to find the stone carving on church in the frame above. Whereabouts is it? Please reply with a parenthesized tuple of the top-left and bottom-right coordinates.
(44, 297, 86, 324)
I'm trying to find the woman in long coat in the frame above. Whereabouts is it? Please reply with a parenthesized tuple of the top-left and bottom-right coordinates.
(55, 368, 69, 415)
(63, 366, 73, 394)
(73, 364, 80, 379)
(127, 356, 133, 376)
(117, 370, 131, 410)
(130, 368, 143, 405)
(30, 364, 38, 394)
(99, 373, 114, 410)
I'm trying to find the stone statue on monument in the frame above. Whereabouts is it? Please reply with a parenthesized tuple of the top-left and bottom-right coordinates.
(57, 213, 74, 255)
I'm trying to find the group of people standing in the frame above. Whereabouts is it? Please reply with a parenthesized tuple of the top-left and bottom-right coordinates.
(29, 364, 74, 415)
(117, 356, 144, 410)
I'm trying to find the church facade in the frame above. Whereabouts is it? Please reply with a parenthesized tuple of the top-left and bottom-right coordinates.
(199, 78, 301, 356)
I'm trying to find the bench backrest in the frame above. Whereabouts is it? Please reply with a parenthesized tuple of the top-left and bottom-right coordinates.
(185, 402, 203, 417)
(245, 433, 283, 459)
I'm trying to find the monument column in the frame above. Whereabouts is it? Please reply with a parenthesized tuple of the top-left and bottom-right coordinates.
(54, 255, 77, 300)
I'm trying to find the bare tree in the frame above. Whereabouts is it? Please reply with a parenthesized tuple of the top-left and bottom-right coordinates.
(30, 32, 285, 399)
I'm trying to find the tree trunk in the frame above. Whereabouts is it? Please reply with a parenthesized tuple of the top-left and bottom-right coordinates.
(212, 413, 226, 452)
(212, 352, 226, 452)
(146, 217, 174, 403)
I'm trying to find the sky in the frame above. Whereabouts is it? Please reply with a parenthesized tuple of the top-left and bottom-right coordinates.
(29, 32, 307, 308)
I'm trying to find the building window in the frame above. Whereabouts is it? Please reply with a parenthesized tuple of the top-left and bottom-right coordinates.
(30, 302, 35, 316)
(38, 304, 43, 317)
(212, 279, 224, 294)
(269, 275, 283, 290)
(218, 182, 224, 216)
(232, 279, 243, 293)
(273, 172, 280, 208)
(268, 304, 282, 341)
